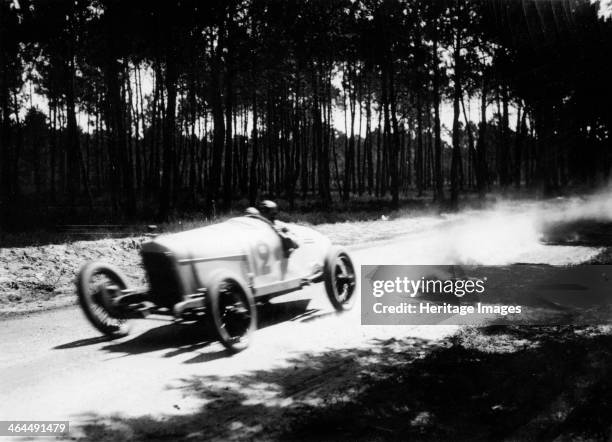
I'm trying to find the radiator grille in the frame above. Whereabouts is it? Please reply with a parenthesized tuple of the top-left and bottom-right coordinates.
(141, 252, 184, 308)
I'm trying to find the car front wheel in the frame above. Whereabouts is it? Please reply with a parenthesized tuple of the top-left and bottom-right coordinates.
(76, 261, 132, 338)
(205, 271, 257, 353)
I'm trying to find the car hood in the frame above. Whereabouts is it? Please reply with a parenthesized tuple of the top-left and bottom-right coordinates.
(141, 217, 274, 260)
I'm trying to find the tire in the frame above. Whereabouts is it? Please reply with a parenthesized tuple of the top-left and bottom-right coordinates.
(76, 261, 132, 338)
(205, 271, 257, 353)
(324, 247, 357, 311)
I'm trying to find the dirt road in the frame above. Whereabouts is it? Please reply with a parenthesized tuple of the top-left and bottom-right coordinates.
(0, 200, 605, 440)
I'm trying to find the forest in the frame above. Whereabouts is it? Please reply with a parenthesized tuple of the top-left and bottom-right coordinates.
(1, 0, 611, 228)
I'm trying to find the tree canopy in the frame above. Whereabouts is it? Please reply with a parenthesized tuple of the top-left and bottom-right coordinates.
(1, 0, 611, 227)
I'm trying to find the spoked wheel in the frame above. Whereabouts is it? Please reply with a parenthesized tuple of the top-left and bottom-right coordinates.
(206, 271, 256, 353)
(324, 247, 357, 311)
(76, 262, 132, 338)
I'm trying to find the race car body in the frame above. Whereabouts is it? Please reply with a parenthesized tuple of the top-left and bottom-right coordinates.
(76, 214, 356, 352)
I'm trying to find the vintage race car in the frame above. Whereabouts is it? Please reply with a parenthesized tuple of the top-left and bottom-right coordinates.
(76, 213, 356, 352)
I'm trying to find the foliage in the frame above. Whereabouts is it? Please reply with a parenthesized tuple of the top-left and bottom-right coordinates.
(0, 0, 611, 227)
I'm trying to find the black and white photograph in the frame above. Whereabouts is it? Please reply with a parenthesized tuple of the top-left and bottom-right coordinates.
(2, 0, 612, 440)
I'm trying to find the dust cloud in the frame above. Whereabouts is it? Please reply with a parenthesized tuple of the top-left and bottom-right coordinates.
(442, 189, 612, 265)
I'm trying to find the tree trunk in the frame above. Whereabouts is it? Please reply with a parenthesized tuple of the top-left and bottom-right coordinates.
(159, 50, 177, 219)
(514, 103, 526, 188)
(223, 63, 234, 205)
(388, 61, 400, 209)
(416, 93, 424, 196)
(432, 22, 444, 202)
(313, 65, 331, 206)
(65, 57, 81, 201)
(476, 78, 488, 196)
(450, 30, 462, 209)
(210, 45, 225, 203)
(461, 95, 476, 190)
(501, 84, 510, 187)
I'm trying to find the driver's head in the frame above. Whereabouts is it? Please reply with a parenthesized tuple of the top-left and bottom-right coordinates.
(245, 206, 260, 216)
(259, 200, 278, 222)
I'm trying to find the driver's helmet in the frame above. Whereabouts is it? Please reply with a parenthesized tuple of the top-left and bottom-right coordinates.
(245, 207, 260, 216)
(259, 200, 278, 222)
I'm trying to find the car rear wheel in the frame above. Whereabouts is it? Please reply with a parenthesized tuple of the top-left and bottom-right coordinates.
(324, 247, 357, 311)
(206, 271, 256, 353)
(76, 261, 132, 338)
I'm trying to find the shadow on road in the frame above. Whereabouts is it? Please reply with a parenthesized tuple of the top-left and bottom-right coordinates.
(73, 326, 612, 441)
(55, 299, 320, 361)
(53, 336, 114, 349)
(100, 323, 216, 358)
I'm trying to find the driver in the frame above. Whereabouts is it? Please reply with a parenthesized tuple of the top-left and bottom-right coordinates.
(247, 200, 299, 257)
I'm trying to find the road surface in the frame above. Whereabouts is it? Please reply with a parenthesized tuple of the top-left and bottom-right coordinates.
(0, 201, 603, 440)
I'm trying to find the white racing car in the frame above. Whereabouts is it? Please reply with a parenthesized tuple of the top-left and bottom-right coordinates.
(76, 209, 356, 352)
